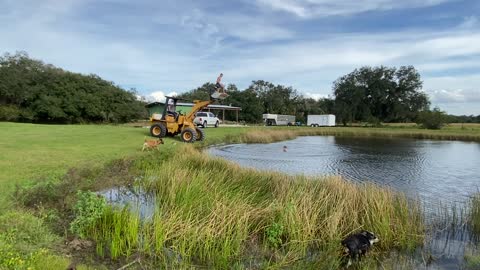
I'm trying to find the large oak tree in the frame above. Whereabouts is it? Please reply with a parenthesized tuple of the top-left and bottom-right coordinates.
(333, 66, 430, 125)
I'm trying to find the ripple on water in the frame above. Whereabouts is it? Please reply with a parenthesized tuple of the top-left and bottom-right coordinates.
(207, 136, 480, 268)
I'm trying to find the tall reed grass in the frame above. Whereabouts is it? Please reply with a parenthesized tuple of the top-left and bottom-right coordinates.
(470, 194, 480, 235)
(85, 145, 424, 268)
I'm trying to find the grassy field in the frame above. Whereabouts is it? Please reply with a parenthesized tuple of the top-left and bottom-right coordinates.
(1, 122, 479, 206)
(1, 122, 479, 269)
(0, 122, 247, 198)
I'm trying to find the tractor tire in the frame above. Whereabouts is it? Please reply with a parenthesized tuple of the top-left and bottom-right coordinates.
(215, 121, 219, 128)
(203, 121, 208, 128)
(181, 128, 197, 143)
(195, 127, 205, 141)
(150, 124, 167, 138)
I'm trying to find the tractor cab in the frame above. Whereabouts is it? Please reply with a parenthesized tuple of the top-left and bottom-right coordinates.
(162, 96, 185, 121)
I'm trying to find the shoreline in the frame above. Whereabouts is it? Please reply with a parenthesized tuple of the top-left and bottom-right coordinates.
(2, 124, 479, 269)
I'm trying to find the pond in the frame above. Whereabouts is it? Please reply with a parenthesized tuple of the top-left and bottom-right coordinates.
(98, 136, 480, 269)
(207, 136, 480, 269)
(208, 136, 480, 208)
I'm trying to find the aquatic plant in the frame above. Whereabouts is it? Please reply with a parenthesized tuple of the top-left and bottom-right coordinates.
(70, 191, 107, 239)
(470, 193, 480, 235)
(88, 206, 140, 259)
(83, 145, 424, 268)
(465, 254, 480, 270)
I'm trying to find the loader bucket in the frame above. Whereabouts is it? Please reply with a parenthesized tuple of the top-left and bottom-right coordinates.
(211, 92, 229, 100)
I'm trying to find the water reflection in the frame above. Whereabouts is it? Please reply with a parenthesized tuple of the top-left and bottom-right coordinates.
(98, 186, 156, 219)
(207, 136, 480, 268)
(208, 136, 480, 207)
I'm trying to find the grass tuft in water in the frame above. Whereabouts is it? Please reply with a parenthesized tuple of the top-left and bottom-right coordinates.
(470, 193, 480, 236)
(82, 144, 425, 268)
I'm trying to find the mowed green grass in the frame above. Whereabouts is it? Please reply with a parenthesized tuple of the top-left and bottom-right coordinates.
(0, 123, 248, 196)
(0, 123, 140, 194)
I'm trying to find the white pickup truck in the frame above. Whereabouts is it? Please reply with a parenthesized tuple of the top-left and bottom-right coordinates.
(194, 112, 220, 128)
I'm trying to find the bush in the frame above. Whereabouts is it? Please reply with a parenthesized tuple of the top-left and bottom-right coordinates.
(365, 116, 382, 127)
(416, 107, 448, 129)
(70, 191, 107, 238)
(0, 104, 21, 121)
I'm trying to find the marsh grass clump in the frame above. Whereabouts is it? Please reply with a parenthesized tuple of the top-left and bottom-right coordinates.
(470, 193, 480, 235)
(82, 144, 424, 268)
(240, 129, 297, 143)
(87, 206, 140, 259)
(465, 254, 480, 270)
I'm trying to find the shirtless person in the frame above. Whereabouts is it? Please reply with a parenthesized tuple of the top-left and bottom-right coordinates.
(216, 73, 225, 93)
(212, 73, 228, 99)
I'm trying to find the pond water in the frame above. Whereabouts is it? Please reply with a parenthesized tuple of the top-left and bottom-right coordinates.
(99, 136, 480, 269)
(208, 136, 480, 208)
(207, 136, 480, 269)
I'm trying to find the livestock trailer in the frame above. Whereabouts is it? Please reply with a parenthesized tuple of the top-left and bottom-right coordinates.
(262, 114, 296, 126)
(307, 114, 336, 127)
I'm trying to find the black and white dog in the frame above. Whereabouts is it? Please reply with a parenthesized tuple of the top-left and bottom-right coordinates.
(341, 230, 379, 267)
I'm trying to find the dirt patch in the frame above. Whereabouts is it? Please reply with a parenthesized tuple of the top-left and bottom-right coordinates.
(67, 238, 94, 252)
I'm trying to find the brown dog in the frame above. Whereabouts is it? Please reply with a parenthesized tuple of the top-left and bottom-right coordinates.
(142, 138, 164, 151)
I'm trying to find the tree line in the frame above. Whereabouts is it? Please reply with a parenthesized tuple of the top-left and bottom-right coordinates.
(180, 67, 479, 126)
(179, 66, 436, 125)
(1, 52, 478, 125)
(178, 81, 334, 124)
(0, 52, 146, 123)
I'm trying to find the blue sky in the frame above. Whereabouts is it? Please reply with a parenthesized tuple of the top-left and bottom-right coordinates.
(1, 0, 479, 115)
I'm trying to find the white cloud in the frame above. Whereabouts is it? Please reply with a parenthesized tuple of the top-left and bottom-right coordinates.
(428, 88, 480, 115)
(429, 89, 467, 103)
(223, 29, 480, 84)
(417, 59, 480, 72)
(225, 23, 293, 42)
(424, 74, 480, 94)
(255, 0, 453, 18)
(305, 92, 327, 100)
(180, 10, 294, 44)
(147, 91, 178, 103)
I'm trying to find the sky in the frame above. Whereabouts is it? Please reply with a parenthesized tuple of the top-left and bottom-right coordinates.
(1, 0, 479, 115)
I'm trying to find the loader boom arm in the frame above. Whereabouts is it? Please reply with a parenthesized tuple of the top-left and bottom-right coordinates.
(186, 100, 213, 121)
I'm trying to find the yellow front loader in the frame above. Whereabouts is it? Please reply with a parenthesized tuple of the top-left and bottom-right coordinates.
(149, 96, 224, 143)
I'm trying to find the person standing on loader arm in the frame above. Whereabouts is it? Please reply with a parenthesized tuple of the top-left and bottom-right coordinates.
(216, 73, 225, 92)
(212, 73, 228, 99)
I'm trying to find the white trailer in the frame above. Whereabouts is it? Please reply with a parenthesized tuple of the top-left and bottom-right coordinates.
(262, 114, 295, 126)
(307, 114, 336, 127)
